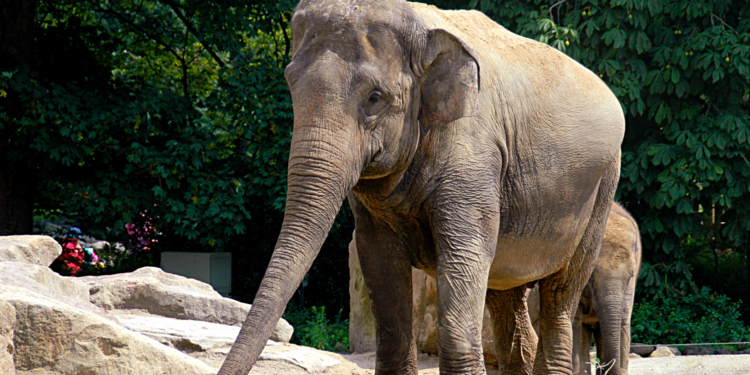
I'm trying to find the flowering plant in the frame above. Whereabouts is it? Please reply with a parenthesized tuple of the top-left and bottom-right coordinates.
(124, 211, 158, 253)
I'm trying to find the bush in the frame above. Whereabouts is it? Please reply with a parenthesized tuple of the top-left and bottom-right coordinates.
(283, 304, 349, 352)
(632, 286, 749, 345)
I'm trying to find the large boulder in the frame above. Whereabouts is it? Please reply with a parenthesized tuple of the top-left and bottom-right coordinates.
(0, 262, 89, 301)
(112, 310, 340, 372)
(113, 311, 243, 369)
(348, 232, 376, 353)
(650, 346, 680, 357)
(0, 236, 61, 266)
(0, 301, 16, 375)
(1, 283, 216, 375)
(630, 343, 657, 357)
(0, 262, 112, 323)
(79, 267, 293, 343)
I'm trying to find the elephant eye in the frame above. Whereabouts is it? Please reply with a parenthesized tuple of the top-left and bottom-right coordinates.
(364, 90, 388, 117)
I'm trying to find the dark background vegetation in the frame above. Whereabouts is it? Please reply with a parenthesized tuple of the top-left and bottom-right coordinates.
(1, 0, 750, 344)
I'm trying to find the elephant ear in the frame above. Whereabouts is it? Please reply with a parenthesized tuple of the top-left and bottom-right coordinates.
(417, 29, 480, 131)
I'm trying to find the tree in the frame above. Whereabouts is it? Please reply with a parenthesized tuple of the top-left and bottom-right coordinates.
(0, 0, 294, 246)
(0, 0, 38, 234)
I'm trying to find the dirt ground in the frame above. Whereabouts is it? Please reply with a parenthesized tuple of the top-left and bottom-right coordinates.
(246, 352, 750, 375)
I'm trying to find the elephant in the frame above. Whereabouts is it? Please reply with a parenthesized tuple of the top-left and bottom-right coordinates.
(219, 1, 625, 375)
(526, 202, 642, 375)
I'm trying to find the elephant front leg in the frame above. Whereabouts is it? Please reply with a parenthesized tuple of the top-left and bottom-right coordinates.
(486, 286, 537, 375)
(354, 214, 418, 374)
(431, 207, 498, 375)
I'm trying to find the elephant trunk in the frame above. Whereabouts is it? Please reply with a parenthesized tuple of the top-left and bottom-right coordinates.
(218, 117, 360, 375)
(594, 283, 625, 375)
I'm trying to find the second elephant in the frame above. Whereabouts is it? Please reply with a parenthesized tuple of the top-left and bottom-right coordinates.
(528, 202, 642, 375)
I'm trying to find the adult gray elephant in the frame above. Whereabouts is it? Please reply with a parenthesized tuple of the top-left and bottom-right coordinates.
(525, 202, 642, 375)
(219, 1, 625, 375)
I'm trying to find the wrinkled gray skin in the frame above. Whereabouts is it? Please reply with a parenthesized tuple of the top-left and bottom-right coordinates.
(219, 1, 625, 375)
(527, 202, 642, 375)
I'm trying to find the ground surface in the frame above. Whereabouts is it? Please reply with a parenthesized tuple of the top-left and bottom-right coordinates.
(244, 352, 750, 374)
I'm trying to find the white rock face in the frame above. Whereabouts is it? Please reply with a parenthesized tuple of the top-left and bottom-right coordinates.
(1, 283, 216, 375)
(0, 236, 62, 266)
(79, 266, 293, 343)
(348, 232, 376, 353)
(650, 346, 677, 357)
(115, 312, 244, 353)
(259, 348, 340, 373)
(113, 311, 338, 372)
(0, 261, 89, 302)
(0, 301, 16, 375)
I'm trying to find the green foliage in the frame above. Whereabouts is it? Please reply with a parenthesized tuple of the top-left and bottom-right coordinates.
(631, 286, 749, 344)
(0, 0, 298, 248)
(283, 304, 349, 352)
(455, 0, 750, 299)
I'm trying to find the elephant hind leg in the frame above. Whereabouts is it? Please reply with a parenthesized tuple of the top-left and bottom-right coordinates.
(533, 158, 620, 375)
(486, 286, 537, 375)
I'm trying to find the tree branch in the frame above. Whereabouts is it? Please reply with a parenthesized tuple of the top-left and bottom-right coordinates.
(549, 0, 566, 20)
(181, 27, 190, 100)
(92, 4, 182, 63)
(711, 13, 740, 36)
(281, 16, 291, 64)
(160, 0, 226, 68)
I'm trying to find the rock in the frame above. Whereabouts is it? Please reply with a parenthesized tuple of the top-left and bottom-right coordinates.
(259, 347, 340, 373)
(629, 352, 642, 359)
(0, 301, 16, 375)
(90, 240, 110, 250)
(0, 261, 89, 302)
(110, 310, 339, 372)
(1, 283, 216, 374)
(650, 346, 678, 357)
(683, 346, 717, 356)
(412, 267, 440, 355)
(274, 316, 294, 344)
(630, 343, 657, 357)
(348, 233, 376, 353)
(112, 311, 277, 368)
(0, 262, 111, 323)
(115, 312, 244, 353)
(79, 266, 293, 343)
(0, 235, 62, 266)
(38, 221, 68, 237)
(715, 347, 738, 355)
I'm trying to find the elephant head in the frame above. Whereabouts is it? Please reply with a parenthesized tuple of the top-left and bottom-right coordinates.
(219, 1, 480, 374)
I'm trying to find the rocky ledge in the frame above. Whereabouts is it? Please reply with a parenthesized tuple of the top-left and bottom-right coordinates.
(0, 235, 322, 375)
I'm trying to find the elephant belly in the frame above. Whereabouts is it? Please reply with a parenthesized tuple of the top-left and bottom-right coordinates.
(487, 178, 600, 290)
